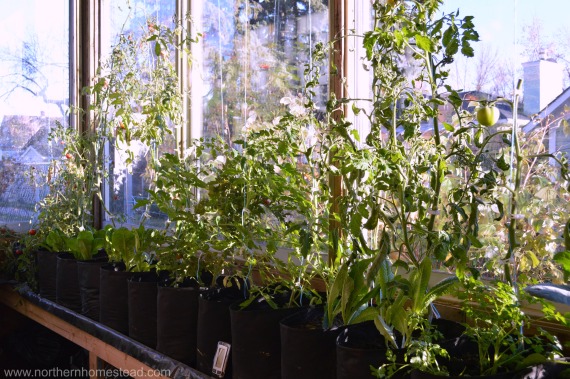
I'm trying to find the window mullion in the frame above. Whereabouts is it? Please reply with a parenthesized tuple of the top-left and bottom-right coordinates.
(77, 0, 103, 228)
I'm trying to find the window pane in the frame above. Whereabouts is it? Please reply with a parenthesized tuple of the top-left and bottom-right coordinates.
(102, 0, 177, 226)
(0, 0, 69, 231)
(437, 1, 570, 281)
(197, 0, 330, 142)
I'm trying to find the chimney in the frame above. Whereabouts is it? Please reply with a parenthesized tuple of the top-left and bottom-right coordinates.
(522, 51, 564, 116)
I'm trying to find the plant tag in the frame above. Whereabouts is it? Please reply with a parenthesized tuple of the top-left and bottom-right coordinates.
(212, 341, 231, 378)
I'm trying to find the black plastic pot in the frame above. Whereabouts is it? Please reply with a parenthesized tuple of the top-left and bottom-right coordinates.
(76, 253, 108, 320)
(127, 271, 159, 348)
(429, 318, 479, 377)
(156, 279, 200, 366)
(430, 318, 465, 342)
(280, 306, 344, 379)
(410, 369, 516, 379)
(196, 282, 247, 378)
(427, 323, 564, 379)
(55, 252, 81, 312)
(36, 249, 58, 301)
(336, 320, 406, 379)
(517, 359, 570, 379)
(99, 262, 135, 335)
(229, 297, 302, 379)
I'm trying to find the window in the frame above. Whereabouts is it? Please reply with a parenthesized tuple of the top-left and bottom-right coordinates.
(437, 0, 570, 281)
(100, 0, 330, 226)
(0, 0, 69, 232)
(196, 0, 330, 142)
(2, 1, 568, 283)
(102, 0, 177, 226)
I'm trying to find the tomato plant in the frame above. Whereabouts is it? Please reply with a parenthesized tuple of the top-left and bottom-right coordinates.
(477, 104, 500, 127)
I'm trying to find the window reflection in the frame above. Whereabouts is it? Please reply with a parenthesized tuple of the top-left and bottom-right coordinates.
(199, 0, 329, 142)
(0, 0, 69, 230)
(103, 0, 176, 226)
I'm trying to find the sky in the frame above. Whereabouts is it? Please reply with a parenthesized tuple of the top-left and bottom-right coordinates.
(441, 0, 569, 54)
(0, 0, 68, 115)
(1, 0, 568, 105)
(439, 0, 570, 92)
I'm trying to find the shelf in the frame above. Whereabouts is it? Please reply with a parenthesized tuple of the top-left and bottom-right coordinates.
(0, 284, 214, 379)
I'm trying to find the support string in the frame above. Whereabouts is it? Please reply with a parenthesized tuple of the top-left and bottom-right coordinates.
(217, 0, 225, 137)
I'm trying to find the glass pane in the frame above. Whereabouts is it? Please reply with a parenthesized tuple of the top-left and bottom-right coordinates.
(438, 1, 570, 281)
(102, 0, 177, 227)
(0, 0, 69, 231)
(198, 0, 330, 142)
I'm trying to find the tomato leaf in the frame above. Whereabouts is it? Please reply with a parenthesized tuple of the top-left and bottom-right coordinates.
(468, 234, 483, 248)
(442, 25, 456, 48)
(493, 200, 504, 221)
(415, 34, 435, 53)
(496, 153, 510, 171)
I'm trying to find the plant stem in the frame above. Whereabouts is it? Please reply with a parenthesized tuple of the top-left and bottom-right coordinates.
(426, 52, 441, 248)
(505, 81, 523, 283)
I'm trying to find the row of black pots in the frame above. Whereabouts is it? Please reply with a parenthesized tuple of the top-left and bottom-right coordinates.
(282, 312, 570, 379)
(35, 249, 243, 373)
(37, 249, 108, 317)
(210, 293, 474, 379)
(228, 301, 569, 379)
(35, 250, 568, 379)
(35, 250, 198, 364)
(35, 249, 464, 379)
(229, 297, 384, 379)
(31, 249, 503, 379)
(37, 248, 343, 378)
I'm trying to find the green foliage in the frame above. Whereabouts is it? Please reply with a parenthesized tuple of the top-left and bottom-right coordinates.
(18, 15, 199, 285)
(142, 35, 334, 301)
(86, 18, 196, 163)
(31, 123, 102, 238)
(373, 337, 451, 378)
(459, 98, 570, 283)
(0, 226, 21, 280)
(333, 1, 484, 280)
(373, 258, 458, 350)
(65, 229, 106, 261)
(193, 126, 330, 304)
(554, 250, 570, 282)
(141, 140, 228, 286)
(317, 1, 480, 357)
(348, 3, 570, 376)
(42, 229, 67, 252)
(458, 277, 561, 376)
(324, 257, 381, 328)
(104, 225, 163, 272)
(234, 41, 335, 307)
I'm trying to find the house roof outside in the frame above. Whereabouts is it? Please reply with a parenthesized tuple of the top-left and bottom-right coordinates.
(0, 115, 63, 164)
(522, 86, 570, 134)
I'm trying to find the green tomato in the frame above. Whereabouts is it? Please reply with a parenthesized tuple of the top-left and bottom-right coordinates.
(476, 105, 500, 127)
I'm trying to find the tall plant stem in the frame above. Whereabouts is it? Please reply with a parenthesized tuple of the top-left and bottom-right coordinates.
(391, 98, 398, 147)
(389, 93, 418, 266)
(426, 52, 441, 247)
(505, 80, 523, 284)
